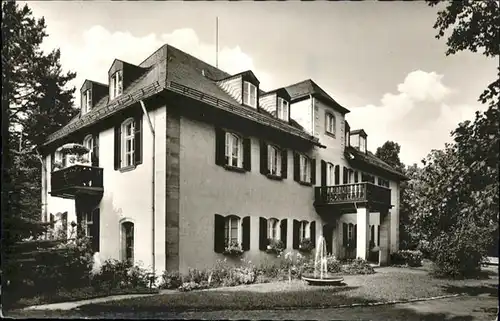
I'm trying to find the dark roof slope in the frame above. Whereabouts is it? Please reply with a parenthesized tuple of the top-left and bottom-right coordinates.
(285, 79, 350, 114)
(43, 44, 317, 147)
(345, 146, 409, 181)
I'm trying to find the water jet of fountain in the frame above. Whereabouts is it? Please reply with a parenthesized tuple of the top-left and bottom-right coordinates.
(314, 235, 328, 279)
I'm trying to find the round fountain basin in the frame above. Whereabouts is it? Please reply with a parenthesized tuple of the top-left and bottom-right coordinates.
(301, 274, 344, 286)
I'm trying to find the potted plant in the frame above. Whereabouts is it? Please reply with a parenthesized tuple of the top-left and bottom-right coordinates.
(223, 240, 244, 256)
(266, 239, 285, 254)
(298, 238, 314, 253)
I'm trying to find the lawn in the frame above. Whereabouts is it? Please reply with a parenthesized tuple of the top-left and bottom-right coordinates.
(73, 266, 498, 314)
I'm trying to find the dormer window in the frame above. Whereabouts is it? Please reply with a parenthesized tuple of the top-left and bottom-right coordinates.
(83, 89, 92, 114)
(359, 135, 366, 153)
(243, 81, 257, 108)
(277, 98, 289, 121)
(110, 70, 123, 100)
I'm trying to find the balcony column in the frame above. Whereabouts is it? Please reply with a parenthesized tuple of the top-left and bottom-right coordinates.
(355, 205, 370, 260)
(379, 208, 391, 266)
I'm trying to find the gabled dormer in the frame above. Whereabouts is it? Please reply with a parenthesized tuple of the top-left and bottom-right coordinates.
(108, 59, 147, 101)
(349, 129, 367, 153)
(80, 80, 108, 115)
(259, 88, 291, 122)
(217, 70, 260, 110)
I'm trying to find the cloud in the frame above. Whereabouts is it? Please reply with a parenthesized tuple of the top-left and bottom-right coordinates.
(40, 25, 274, 99)
(347, 70, 484, 165)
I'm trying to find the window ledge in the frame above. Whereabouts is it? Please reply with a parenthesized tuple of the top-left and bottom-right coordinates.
(119, 165, 137, 173)
(224, 165, 246, 173)
(325, 131, 336, 139)
(266, 173, 283, 181)
(298, 181, 313, 187)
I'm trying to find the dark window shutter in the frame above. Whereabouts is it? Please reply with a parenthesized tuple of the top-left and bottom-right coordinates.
(92, 134, 99, 167)
(215, 128, 225, 166)
(259, 217, 268, 250)
(214, 214, 225, 253)
(280, 219, 287, 248)
(91, 208, 100, 253)
(311, 159, 316, 184)
(342, 223, 348, 246)
(114, 125, 121, 170)
(281, 148, 288, 178)
(260, 140, 268, 175)
(377, 225, 380, 246)
(371, 225, 375, 242)
(335, 165, 340, 185)
(243, 138, 251, 171)
(292, 219, 300, 249)
(242, 216, 250, 251)
(320, 160, 326, 186)
(343, 167, 348, 184)
(134, 114, 142, 165)
(354, 224, 357, 247)
(354, 171, 359, 183)
(310, 221, 316, 248)
(293, 152, 300, 182)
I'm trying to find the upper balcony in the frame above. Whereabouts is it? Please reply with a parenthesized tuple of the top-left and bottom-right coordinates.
(314, 182, 391, 213)
(50, 165, 104, 199)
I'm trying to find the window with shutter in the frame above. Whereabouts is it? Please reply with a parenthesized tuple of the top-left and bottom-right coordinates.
(268, 145, 281, 176)
(225, 132, 243, 168)
(120, 118, 135, 168)
(281, 149, 288, 178)
(325, 113, 336, 136)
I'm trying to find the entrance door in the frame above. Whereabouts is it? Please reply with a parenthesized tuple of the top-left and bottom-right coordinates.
(322, 224, 334, 255)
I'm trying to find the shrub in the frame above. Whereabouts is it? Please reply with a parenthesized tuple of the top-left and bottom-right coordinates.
(91, 259, 151, 290)
(430, 230, 486, 279)
(391, 250, 423, 267)
(160, 271, 182, 289)
(301, 255, 341, 275)
(341, 258, 375, 275)
(178, 281, 209, 292)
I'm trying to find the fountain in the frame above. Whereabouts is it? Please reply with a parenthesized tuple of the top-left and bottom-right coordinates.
(301, 235, 344, 285)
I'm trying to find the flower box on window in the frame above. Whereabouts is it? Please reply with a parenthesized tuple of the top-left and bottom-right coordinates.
(223, 240, 244, 256)
(298, 238, 314, 253)
(266, 238, 285, 254)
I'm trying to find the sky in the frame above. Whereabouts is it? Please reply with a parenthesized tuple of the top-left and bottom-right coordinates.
(23, 1, 497, 166)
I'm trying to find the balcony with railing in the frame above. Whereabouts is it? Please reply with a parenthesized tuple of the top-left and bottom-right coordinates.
(314, 182, 391, 211)
(50, 165, 104, 199)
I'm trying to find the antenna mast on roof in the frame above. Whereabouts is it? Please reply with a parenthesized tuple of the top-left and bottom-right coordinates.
(216, 16, 219, 68)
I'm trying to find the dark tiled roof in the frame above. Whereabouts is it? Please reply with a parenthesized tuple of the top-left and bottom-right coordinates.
(285, 79, 350, 114)
(44, 44, 319, 147)
(345, 146, 408, 181)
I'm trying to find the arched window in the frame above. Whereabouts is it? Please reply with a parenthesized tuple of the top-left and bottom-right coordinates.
(83, 134, 94, 164)
(224, 215, 241, 246)
(225, 132, 243, 167)
(121, 118, 135, 168)
(325, 112, 336, 136)
(268, 218, 280, 240)
(121, 221, 134, 264)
